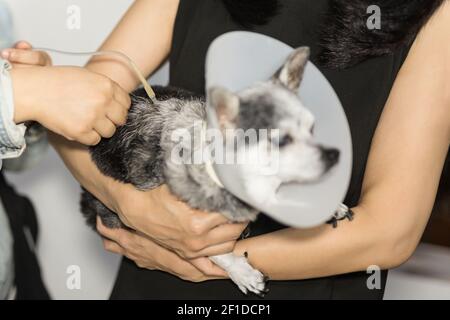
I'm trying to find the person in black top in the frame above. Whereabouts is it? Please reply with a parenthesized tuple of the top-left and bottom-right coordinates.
(49, 0, 450, 299)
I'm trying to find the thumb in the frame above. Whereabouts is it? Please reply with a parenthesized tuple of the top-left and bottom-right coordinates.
(190, 257, 228, 278)
(14, 40, 32, 50)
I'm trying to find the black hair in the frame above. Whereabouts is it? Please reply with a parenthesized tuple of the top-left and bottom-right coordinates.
(221, 0, 445, 69)
(319, 0, 445, 68)
(221, 0, 280, 27)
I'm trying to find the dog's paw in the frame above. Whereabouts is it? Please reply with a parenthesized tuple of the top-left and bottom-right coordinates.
(334, 203, 351, 220)
(98, 212, 125, 229)
(227, 255, 268, 296)
(327, 203, 354, 228)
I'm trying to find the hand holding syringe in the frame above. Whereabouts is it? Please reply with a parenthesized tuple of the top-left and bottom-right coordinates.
(32, 47, 157, 103)
(1, 41, 138, 145)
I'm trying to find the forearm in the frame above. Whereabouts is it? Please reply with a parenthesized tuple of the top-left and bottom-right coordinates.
(86, 0, 179, 91)
(48, 0, 180, 205)
(238, 3, 450, 282)
(48, 132, 117, 210)
(233, 207, 403, 281)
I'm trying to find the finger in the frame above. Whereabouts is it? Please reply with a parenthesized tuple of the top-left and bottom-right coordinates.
(0, 49, 10, 60)
(78, 131, 101, 146)
(193, 240, 236, 258)
(163, 252, 215, 282)
(14, 41, 32, 50)
(94, 118, 117, 139)
(205, 222, 248, 244)
(11, 62, 49, 69)
(187, 211, 230, 235)
(102, 239, 124, 255)
(96, 216, 122, 242)
(4, 49, 49, 66)
(172, 262, 208, 282)
(97, 217, 135, 250)
(106, 99, 128, 127)
(10, 63, 34, 69)
(190, 258, 228, 278)
(112, 82, 132, 110)
(181, 223, 246, 257)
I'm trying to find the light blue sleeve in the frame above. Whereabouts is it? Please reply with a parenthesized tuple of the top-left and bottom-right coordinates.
(0, 0, 29, 170)
(0, 201, 13, 300)
(0, 59, 27, 168)
(0, 59, 49, 172)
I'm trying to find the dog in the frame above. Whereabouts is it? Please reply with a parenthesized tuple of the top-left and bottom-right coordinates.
(80, 47, 348, 295)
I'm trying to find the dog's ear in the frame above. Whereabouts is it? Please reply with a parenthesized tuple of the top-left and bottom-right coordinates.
(208, 87, 240, 129)
(272, 47, 310, 92)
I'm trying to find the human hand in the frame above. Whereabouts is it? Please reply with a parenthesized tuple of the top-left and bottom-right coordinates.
(105, 184, 248, 260)
(97, 217, 228, 281)
(11, 65, 131, 145)
(1, 41, 52, 67)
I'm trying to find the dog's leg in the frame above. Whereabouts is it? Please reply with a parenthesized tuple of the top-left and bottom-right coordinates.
(209, 253, 268, 296)
(327, 203, 354, 228)
(80, 190, 124, 229)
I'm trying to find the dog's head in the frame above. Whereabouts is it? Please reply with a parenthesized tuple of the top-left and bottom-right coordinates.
(209, 47, 340, 188)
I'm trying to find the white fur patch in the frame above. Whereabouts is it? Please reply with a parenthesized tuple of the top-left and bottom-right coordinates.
(210, 253, 267, 295)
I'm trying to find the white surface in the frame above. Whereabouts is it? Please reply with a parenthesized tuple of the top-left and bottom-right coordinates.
(206, 32, 352, 228)
(3, 0, 168, 299)
(385, 244, 450, 300)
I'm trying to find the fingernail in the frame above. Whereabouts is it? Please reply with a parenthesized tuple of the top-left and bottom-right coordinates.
(1, 50, 10, 59)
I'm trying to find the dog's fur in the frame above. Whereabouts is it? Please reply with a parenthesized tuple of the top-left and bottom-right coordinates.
(80, 47, 340, 295)
(221, 0, 281, 28)
(318, 0, 445, 68)
(221, 0, 444, 69)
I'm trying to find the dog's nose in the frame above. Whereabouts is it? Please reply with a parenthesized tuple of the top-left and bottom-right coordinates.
(321, 147, 340, 169)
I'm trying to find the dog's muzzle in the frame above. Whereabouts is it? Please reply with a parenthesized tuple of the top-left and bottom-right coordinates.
(320, 147, 340, 170)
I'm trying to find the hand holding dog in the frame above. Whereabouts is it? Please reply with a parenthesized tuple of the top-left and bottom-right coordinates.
(104, 184, 248, 260)
(97, 217, 229, 281)
(97, 182, 248, 279)
(3, 41, 131, 146)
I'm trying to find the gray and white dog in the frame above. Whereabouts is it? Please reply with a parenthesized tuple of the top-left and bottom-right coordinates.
(81, 47, 348, 295)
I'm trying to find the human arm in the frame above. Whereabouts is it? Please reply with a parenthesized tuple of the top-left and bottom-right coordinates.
(10, 66, 130, 145)
(0, 42, 53, 161)
(2, 41, 131, 146)
(229, 4, 450, 280)
(85, 0, 179, 90)
(44, 0, 246, 278)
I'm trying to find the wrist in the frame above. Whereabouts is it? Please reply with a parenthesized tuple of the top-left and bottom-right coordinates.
(99, 176, 123, 212)
(105, 181, 139, 228)
(10, 68, 39, 123)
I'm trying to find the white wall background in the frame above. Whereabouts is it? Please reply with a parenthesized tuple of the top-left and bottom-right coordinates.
(2, 0, 450, 300)
(3, 0, 168, 300)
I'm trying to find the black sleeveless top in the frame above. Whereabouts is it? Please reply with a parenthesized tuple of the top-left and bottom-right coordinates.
(110, 0, 411, 299)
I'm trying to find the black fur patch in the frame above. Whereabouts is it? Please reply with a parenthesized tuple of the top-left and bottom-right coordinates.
(221, 0, 444, 68)
(238, 97, 277, 132)
(221, 0, 280, 28)
(319, 0, 445, 69)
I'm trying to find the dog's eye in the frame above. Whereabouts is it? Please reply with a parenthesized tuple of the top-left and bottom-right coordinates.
(310, 125, 315, 135)
(278, 134, 293, 147)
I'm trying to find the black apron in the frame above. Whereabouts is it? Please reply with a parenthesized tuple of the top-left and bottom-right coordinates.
(110, 0, 412, 299)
